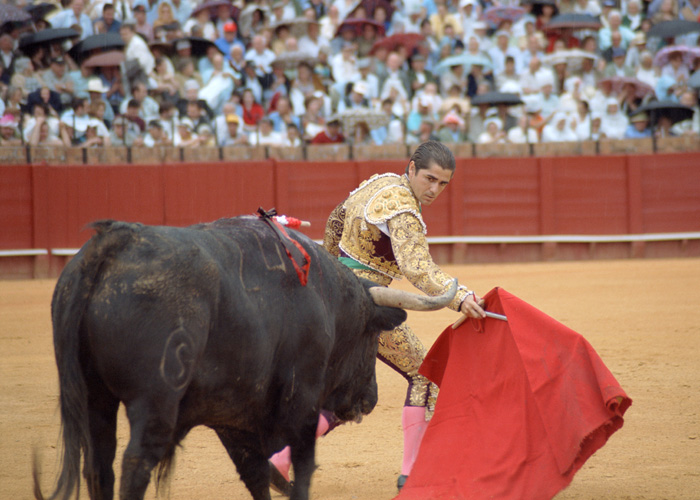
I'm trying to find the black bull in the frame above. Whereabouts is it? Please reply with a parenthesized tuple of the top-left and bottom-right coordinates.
(35, 217, 457, 500)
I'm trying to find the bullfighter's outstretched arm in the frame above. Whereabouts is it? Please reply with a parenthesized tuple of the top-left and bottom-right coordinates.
(388, 212, 470, 312)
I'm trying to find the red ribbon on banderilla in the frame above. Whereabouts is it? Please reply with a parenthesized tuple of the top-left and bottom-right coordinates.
(256, 207, 311, 286)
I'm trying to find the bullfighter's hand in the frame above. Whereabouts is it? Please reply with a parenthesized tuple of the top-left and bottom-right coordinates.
(460, 293, 485, 319)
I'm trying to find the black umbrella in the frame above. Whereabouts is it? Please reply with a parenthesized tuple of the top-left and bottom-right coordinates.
(647, 20, 700, 40)
(471, 92, 523, 107)
(24, 2, 58, 22)
(632, 100, 694, 126)
(18, 28, 80, 54)
(544, 13, 601, 31)
(0, 3, 31, 25)
(520, 0, 558, 17)
(172, 36, 222, 58)
(68, 33, 125, 63)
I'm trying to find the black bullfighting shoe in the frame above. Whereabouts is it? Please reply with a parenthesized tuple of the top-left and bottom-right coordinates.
(269, 460, 293, 496)
(397, 474, 408, 491)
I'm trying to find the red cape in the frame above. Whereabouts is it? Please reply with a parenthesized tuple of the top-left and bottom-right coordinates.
(395, 288, 631, 500)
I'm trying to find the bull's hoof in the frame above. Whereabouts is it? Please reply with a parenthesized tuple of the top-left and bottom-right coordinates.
(269, 461, 293, 497)
(397, 474, 408, 491)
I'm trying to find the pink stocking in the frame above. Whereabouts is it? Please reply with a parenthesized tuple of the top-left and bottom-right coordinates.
(401, 406, 428, 476)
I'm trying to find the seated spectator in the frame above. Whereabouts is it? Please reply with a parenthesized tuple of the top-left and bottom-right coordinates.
(250, 117, 285, 146)
(143, 119, 172, 146)
(600, 98, 629, 139)
(406, 94, 438, 137)
(174, 57, 204, 93)
(82, 117, 112, 147)
(507, 113, 539, 144)
(109, 115, 143, 146)
(660, 50, 690, 87)
(23, 103, 60, 142)
(87, 78, 115, 125)
(94, 3, 122, 34)
(655, 114, 677, 138)
(173, 118, 201, 147)
(536, 72, 559, 123)
(349, 120, 375, 145)
(636, 51, 658, 90)
(406, 117, 439, 144)
(624, 112, 652, 138)
(244, 34, 276, 84)
(196, 123, 216, 146)
(671, 91, 700, 136)
(240, 87, 265, 135)
(119, 81, 159, 124)
(267, 95, 300, 135)
(3, 86, 23, 119)
(10, 58, 42, 99)
(123, 99, 147, 135)
(310, 117, 345, 144)
(436, 112, 466, 143)
(542, 112, 578, 142)
(199, 52, 236, 114)
(0, 114, 21, 145)
(221, 113, 250, 146)
(604, 47, 634, 78)
(281, 123, 302, 147)
(51, 0, 93, 40)
(28, 115, 64, 146)
(132, 4, 154, 42)
(216, 21, 244, 61)
(151, 57, 180, 104)
(477, 115, 507, 144)
(183, 8, 216, 41)
(42, 57, 74, 107)
(60, 97, 91, 146)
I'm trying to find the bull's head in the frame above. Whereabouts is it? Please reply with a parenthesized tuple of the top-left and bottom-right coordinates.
(329, 280, 458, 422)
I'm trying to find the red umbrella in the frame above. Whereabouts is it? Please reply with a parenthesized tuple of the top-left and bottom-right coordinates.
(653, 45, 700, 68)
(190, 0, 240, 21)
(397, 287, 631, 500)
(335, 18, 385, 38)
(481, 6, 526, 29)
(369, 33, 424, 55)
(599, 76, 655, 99)
(83, 50, 125, 68)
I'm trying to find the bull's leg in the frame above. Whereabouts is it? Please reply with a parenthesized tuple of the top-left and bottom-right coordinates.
(213, 427, 272, 500)
(288, 417, 319, 500)
(84, 374, 120, 500)
(119, 399, 177, 500)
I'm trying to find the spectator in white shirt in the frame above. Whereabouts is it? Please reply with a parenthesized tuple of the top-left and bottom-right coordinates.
(120, 22, 155, 76)
(244, 35, 276, 80)
(50, 0, 94, 40)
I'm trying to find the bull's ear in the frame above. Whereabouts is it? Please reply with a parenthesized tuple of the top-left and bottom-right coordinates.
(370, 307, 407, 334)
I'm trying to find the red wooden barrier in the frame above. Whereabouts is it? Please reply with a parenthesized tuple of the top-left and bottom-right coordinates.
(1, 153, 700, 278)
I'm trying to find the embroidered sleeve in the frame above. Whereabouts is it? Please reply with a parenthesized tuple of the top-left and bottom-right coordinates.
(323, 201, 346, 257)
(388, 212, 470, 312)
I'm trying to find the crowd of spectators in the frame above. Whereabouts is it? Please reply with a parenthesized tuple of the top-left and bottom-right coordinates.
(1, 0, 700, 149)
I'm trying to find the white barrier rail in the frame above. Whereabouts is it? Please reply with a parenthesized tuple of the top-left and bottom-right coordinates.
(2, 233, 699, 260)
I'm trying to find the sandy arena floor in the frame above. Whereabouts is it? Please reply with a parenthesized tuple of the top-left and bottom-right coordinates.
(2, 258, 699, 499)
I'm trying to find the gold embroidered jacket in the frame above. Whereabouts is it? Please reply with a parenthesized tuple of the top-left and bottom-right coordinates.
(323, 173, 470, 312)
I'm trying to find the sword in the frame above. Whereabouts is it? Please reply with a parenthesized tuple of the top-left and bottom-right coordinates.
(452, 311, 508, 330)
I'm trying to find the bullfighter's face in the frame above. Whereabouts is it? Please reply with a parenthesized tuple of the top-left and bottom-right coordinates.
(408, 161, 452, 206)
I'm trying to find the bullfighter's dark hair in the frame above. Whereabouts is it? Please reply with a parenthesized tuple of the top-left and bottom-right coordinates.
(406, 140, 456, 175)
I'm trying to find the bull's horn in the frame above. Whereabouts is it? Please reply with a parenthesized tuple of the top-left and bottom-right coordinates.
(369, 279, 458, 311)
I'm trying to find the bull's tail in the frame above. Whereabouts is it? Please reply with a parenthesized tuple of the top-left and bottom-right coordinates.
(34, 220, 140, 500)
